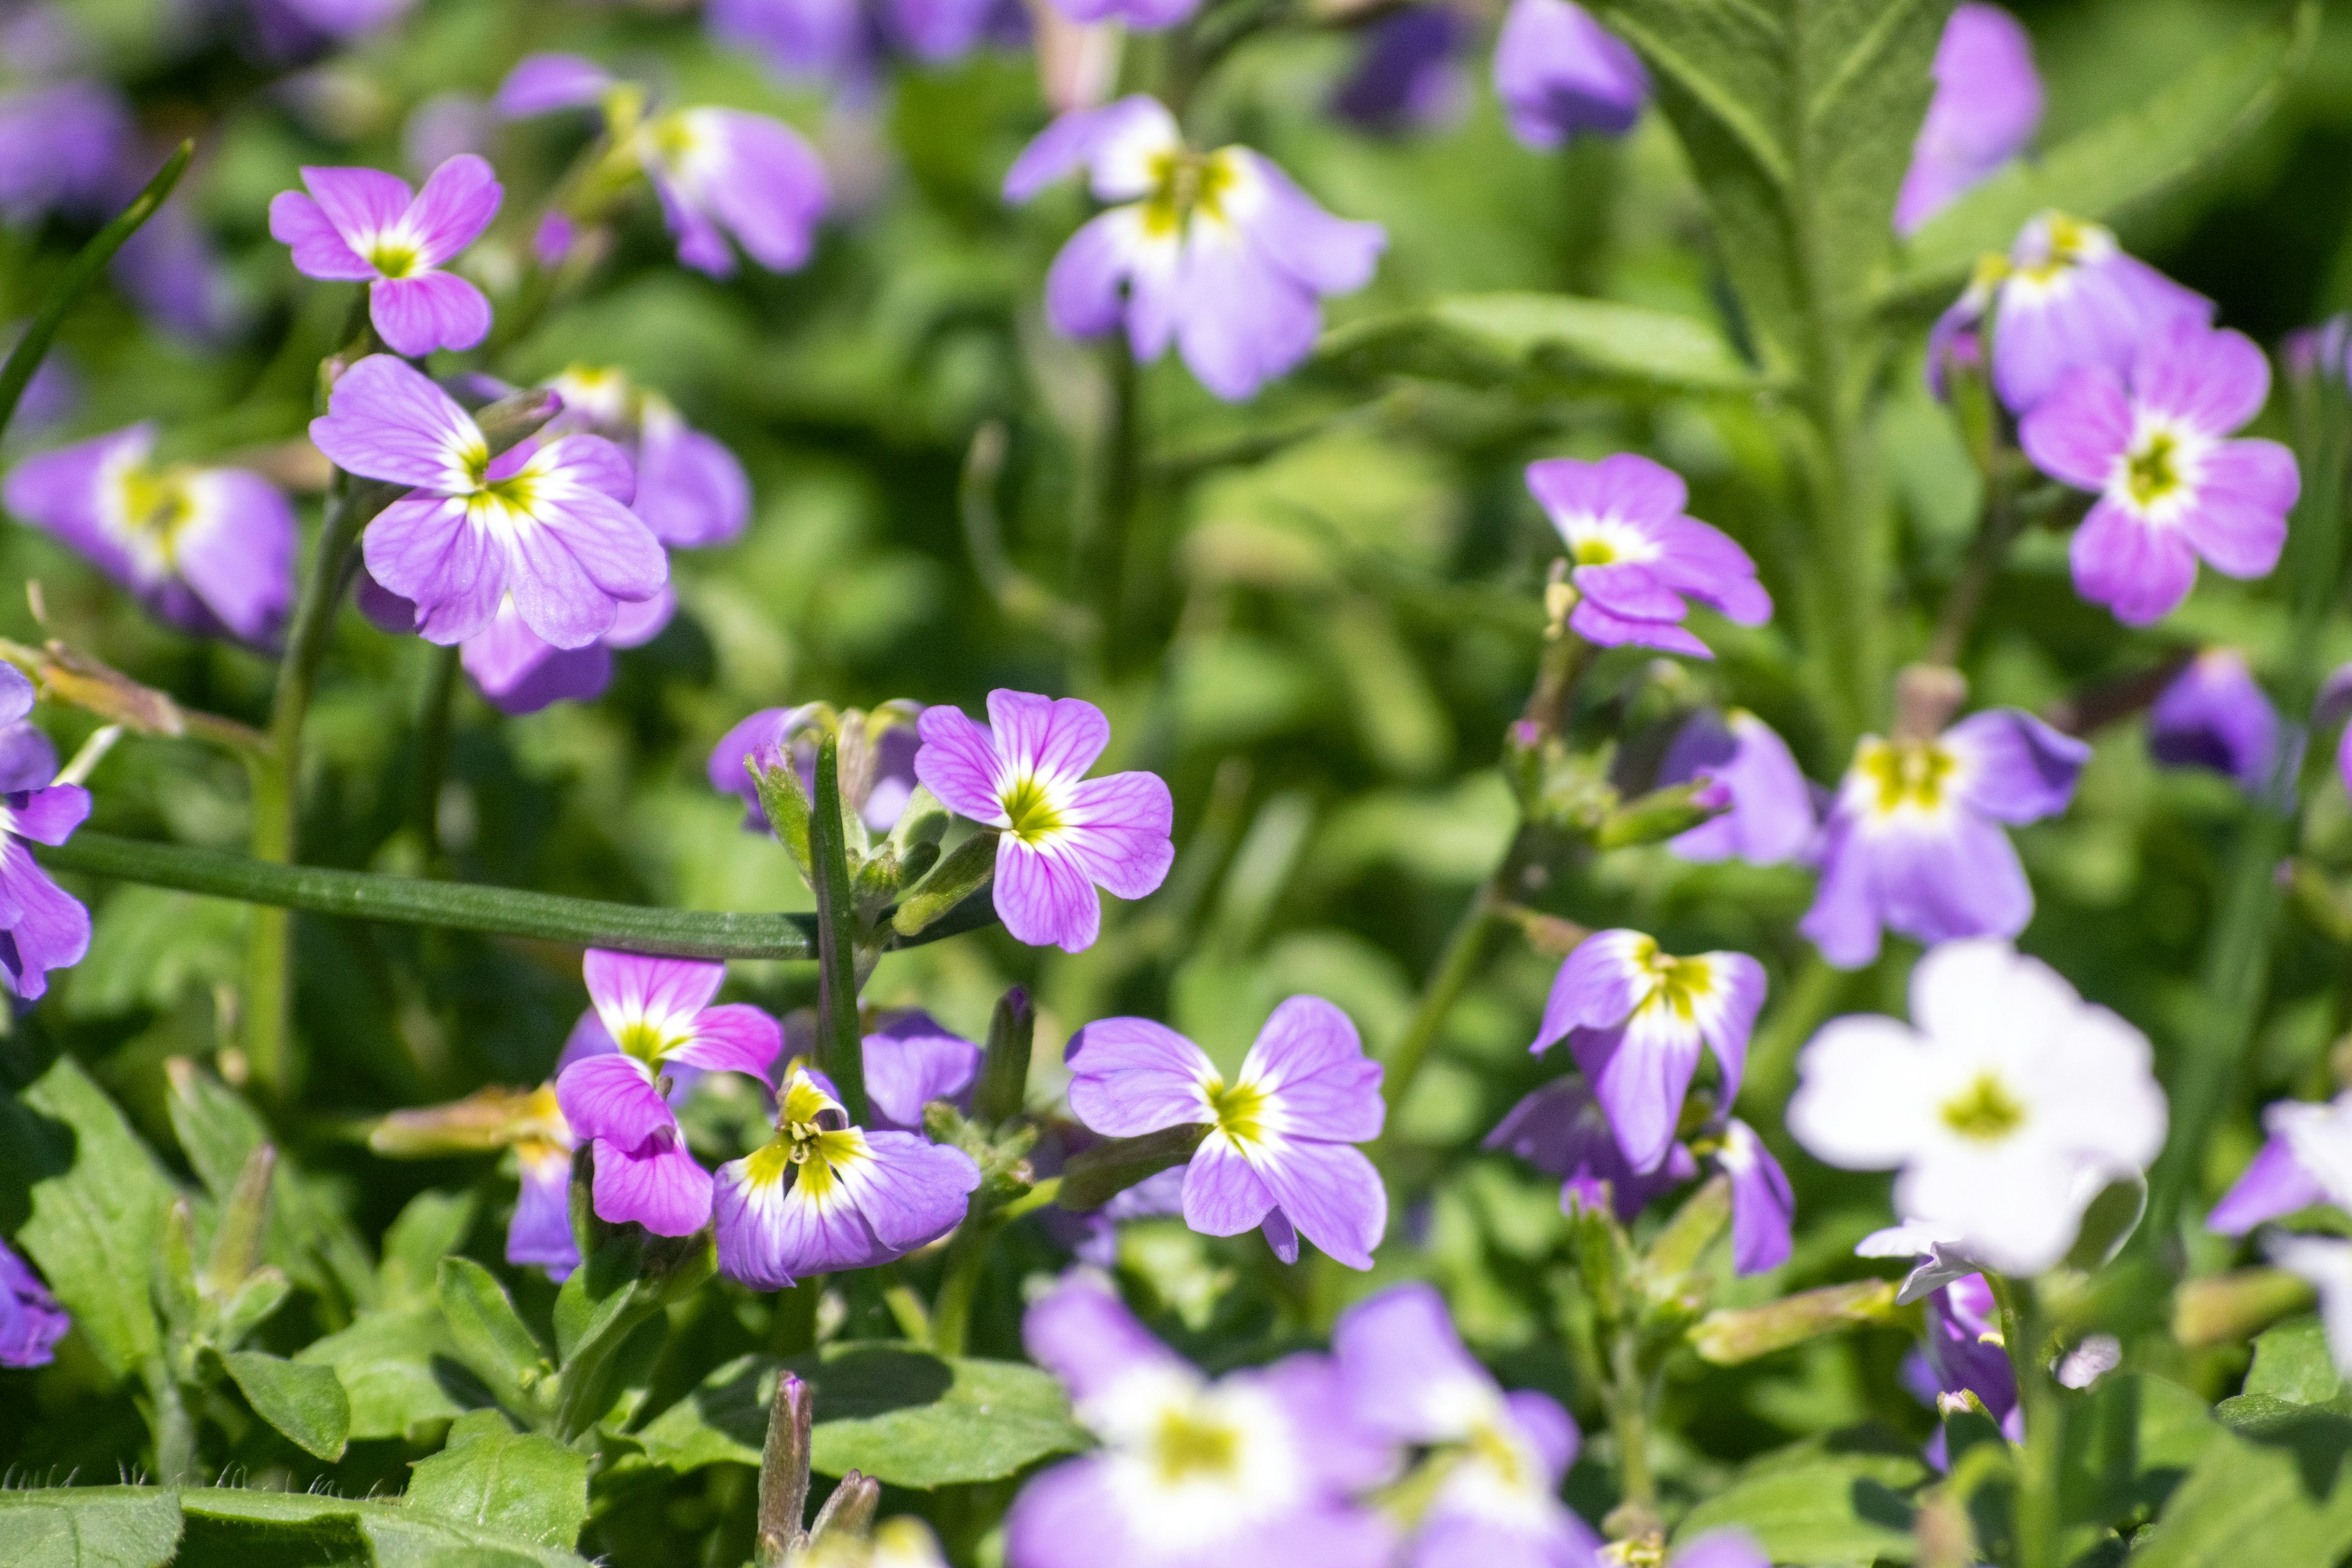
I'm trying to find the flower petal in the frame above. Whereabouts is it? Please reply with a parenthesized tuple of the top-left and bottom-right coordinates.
(1247, 1137, 1385, 1269)
(1060, 771, 1175, 900)
(1182, 1133, 1279, 1236)
(994, 840, 1103, 952)
(1239, 995, 1384, 1145)
(555, 1051, 673, 1148)
(310, 353, 482, 490)
(298, 164, 414, 249)
(369, 273, 492, 356)
(2018, 364, 2131, 491)
(1534, 929, 1653, 1050)
(985, 690, 1110, 785)
(590, 1129, 712, 1236)
(1945, 707, 2089, 824)
(2068, 497, 2199, 625)
(267, 190, 375, 280)
(834, 1130, 980, 1251)
(1064, 1016, 1215, 1137)
(405, 153, 500, 266)
(2182, 438, 2296, 579)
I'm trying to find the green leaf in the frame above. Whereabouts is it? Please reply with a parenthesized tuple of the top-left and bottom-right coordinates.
(438, 1259, 551, 1417)
(2133, 1422, 2352, 1568)
(296, 1305, 472, 1442)
(548, 1231, 704, 1440)
(2245, 1316, 2348, 1406)
(2065, 1174, 2149, 1273)
(1671, 1455, 1919, 1564)
(0, 1488, 183, 1568)
(1889, 1, 2318, 306)
(1315, 293, 1765, 396)
(381, 1191, 479, 1310)
(407, 1428, 589, 1551)
(221, 1350, 352, 1461)
(176, 1487, 593, 1567)
(2061, 1374, 2222, 1527)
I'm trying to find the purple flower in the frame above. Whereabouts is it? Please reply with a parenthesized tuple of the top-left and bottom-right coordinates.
(507, 1084, 580, 1281)
(543, 367, 750, 547)
(915, 690, 1172, 952)
(403, 92, 496, 179)
(0, 707, 57, 793)
(1801, 709, 2089, 970)
(1913, 1273, 2022, 1465)
(1004, 96, 1385, 402)
(493, 55, 613, 118)
(0, 677, 90, 1001)
(1331, 8, 1466, 133)
(111, 200, 245, 344)
(710, 0, 1014, 76)
(2147, 649, 2283, 794)
(711, 704, 924, 834)
(0, 80, 130, 224)
(1657, 708, 1817, 864)
(1672, 1538, 1771, 1568)
(1064, 997, 1387, 1269)
(712, 1064, 980, 1288)
(0, 1235, 69, 1368)
(1525, 454, 1771, 656)
(1491, 0, 1649, 151)
(1716, 1117, 1796, 1275)
(1, 322, 76, 437)
(1037, 0, 1197, 35)
(1007, 1271, 1395, 1568)
(268, 156, 501, 357)
(1332, 1283, 1598, 1568)
(1531, 930, 1765, 1174)
(1895, 5, 2041, 236)
(251, 0, 418, 50)
(459, 588, 673, 716)
(1487, 1078, 1697, 1223)
(2208, 1091, 2352, 1235)
(2021, 322, 2297, 626)
(3, 424, 296, 644)
(311, 355, 667, 650)
(865, 1010, 982, 1132)
(554, 949, 783, 1237)
(635, 108, 829, 279)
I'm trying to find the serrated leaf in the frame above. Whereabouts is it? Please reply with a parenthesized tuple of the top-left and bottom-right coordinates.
(0, 1488, 182, 1568)
(407, 1428, 589, 1551)
(1672, 1455, 1919, 1564)
(1316, 293, 1764, 396)
(438, 1259, 550, 1417)
(221, 1350, 352, 1461)
(296, 1306, 473, 1442)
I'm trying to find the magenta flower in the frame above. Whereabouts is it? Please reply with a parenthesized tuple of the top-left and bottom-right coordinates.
(1004, 96, 1385, 402)
(269, 155, 501, 357)
(4, 424, 297, 645)
(503, 1084, 579, 1281)
(1491, 0, 1649, 151)
(1525, 454, 1770, 656)
(864, 1010, 983, 1133)
(1064, 997, 1387, 1269)
(2147, 648, 2284, 794)
(543, 366, 750, 547)
(1657, 707, 1817, 864)
(1531, 930, 1765, 1174)
(1332, 1284, 1597, 1568)
(709, 704, 924, 835)
(0, 1236, 69, 1368)
(712, 1064, 979, 1289)
(915, 690, 1172, 952)
(311, 355, 667, 650)
(1895, 5, 2041, 235)
(636, 109, 829, 279)
(0, 685, 91, 1003)
(554, 950, 783, 1237)
(2208, 1091, 2352, 1235)
(492, 54, 612, 117)
(1801, 709, 2087, 970)
(2021, 322, 2298, 626)
(1008, 1271, 1395, 1568)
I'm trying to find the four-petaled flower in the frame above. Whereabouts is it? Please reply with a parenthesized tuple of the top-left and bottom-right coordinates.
(1065, 996, 1388, 1268)
(915, 690, 1174, 953)
(635, 108, 830, 279)
(269, 154, 502, 356)
(0, 668, 90, 1003)
(1525, 453, 1771, 657)
(2207, 1090, 2352, 1235)
(1657, 707, 1817, 865)
(1491, 0, 1649, 151)
(1896, 4, 2041, 236)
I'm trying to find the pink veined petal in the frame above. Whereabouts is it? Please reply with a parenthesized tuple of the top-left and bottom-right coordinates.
(1058, 772, 1175, 901)
(404, 153, 501, 267)
(1646, 514, 1771, 624)
(525, 472, 667, 602)
(2182, 439, 2297, 579)
(1526, 452, 1687, 528)
(714, 1155, 805, 1291)
(1568, 596, 1713, 656)
(585, 949, 727, 1034)
(670, 1003, 784, 1085)
(556, 1051, 674, 1149)
(310, 354, 483, 490)
(836, 1131, 981, 1251)
(1572, 1008, 1703, 1175)
(913, 704, 1008, 821)
(298, 164, 415, 250)
(2069, 497, 2199, 625)
(1183, 1134, 1279, 1235)
(984, 690, 1110, 785)
(590, 1131, 712, 1236)
(1570, 559, 1687, 622)
(2130, 321, 2271, 435)
(266, 191, 376, 280)
(1534, 929, 1654, 1051)
(369, 272, 493, 356)
(361, 493, 503, 644)
(1248, 1138, 1387, 1270)
(993, 839, 1103, 952)
(606, 585, 675, 647)
(1240, 995, 1384, 1145)
(534, 431, 639, 507)
(460, 603, 556, 698)
(2018, 365, 2133, 492)
(503, 506, 622, 650)
(1063, 1015, 1216, 1137)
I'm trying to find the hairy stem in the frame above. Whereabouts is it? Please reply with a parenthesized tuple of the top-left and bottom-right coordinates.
(1602, 1323, 1659, 1540)
(809, 735, 870, 1125)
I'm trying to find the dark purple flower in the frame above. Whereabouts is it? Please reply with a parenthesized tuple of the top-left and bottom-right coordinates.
(1330, 7, 1465, 132)
(2147, 649, 2283, 794)
(1657, 707, 1817, 864)
(0, 1235, 69, 1367)
(1525, 453, 1771, 656)
(1491, 0, 1648, 151)
(269, 156, 501, 356)
(1485, 1079, 1696, 1221)
(0, 80, 131, 224)
(505, 1084, 579, 1281)
(1896, 5, 2041, 236)
(2208, 1091, 2352, 1235)
(1920, 1273, 2022, 1452)
(0, 688, 90, 1001)
(710, 703, 923, 834)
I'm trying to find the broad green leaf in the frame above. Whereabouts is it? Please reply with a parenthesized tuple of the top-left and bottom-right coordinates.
(1315, 293, 1763, 396)
(2060, 1374, 2220, 1527)
(221, 1350, 352, 1461)
(0, 1488, 182, 1568)
(380, 1191, 478, 1310)
(2244, 1315, 2347, 1406)
(1671, 1455, 1918, 1564)
(176, 1487, 592, 1567)
(296, 1305, 472, 1442)
(2133, 1422, 2352, 1568)
(407, 1427, 589, 1550)
(439, 1257, 551, 1416)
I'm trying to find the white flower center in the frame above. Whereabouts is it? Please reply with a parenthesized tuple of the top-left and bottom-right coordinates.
(1559, 514, 1662, 568)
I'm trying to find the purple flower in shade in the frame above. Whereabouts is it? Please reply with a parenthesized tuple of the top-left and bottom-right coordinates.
(1531, 930, 1765, 1174)
(506, 1084, 581, 1281)
(0, 1235, 69, 1368)
(1, 323, 76, 438)
(542, 366, 751, 547)
(1895, 5, 2041, 236)
(2, 425, 297, 644)
(1800, 708, 2089, 970)
(633, 108, 829, 279)
(310, 355, 668, 650)
(710, 704, 924, 834)
(111, 202, 245, 344)
(2147, 648, 2284, 794)
(1006, 1270, 1395, 1568)
(1491, 0, 1648, 152)
(2326, 663, 2352, 804)
(1714, 1117, 1796, 1275)
(2207, 1091, 2352, 1235)
(0, 80, 131, 224)
(1003, 96, 1385, 402)
(2020, 322, 2298, 627)
(864, 1010, 982, 1133)
(403, 92, 496, 179)
(914, 690, 1172, 952)
(1657, 708, 1817, 865)
(712, 1063, 980, 1288)
(1909, 1272, 2022, 1467)
(249, 0, 418, 51)
(461, 589, 674, 716)
(268, 156, 501, 357)
(0, 710, 56, 793)
(1332, 1283, 1599, 1568)
(709, 0, 1014, 77)
(1064, 997, 1387, 1269)
(0, 673, 90, 1001)
(1524, 454, 1771, 657)
(493, 54, 613, 117)
(1930, 212, 2212, 415)
(1330, 7, 1466, 132)
(554, 949, 783, 1236)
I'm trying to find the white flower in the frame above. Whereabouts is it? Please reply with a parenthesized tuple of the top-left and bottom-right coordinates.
(1788, 938, 2167, 1277)
(2270, 1234, 2352, 1377)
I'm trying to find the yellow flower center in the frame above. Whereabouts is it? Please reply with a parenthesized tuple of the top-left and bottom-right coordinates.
(1635, 945, 1716, 1023)
(1001, 775, 1065, 844)
(1858, 737, 1957, 815)
(2125, 431, 2181, 507)
(616, 1019, 668, 1065)
(1204, 1077, 1270, 1145)
(2014, 213, 2092, 284)
(1150, 1405, 1242, 1484)
(1572, 537, 1617, 567)
(1141, 149, 1233, 238)
(118, 466, 197, 560)
(1941, 1072, 2026, 1142)
(369, 240, 420, 279)
(1466, 1419, 1526, 1490)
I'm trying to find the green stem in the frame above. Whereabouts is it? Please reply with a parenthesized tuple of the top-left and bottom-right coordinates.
(1378, 885, 1506, 1134)
(1602, 1322, 1660, 1540)
(141, 1356, 195, 1485)
(1082, 336, 1140, 668)
(809, 736, 869, 1125)
(1991, 1276, 2062, 1568)
(1925, 450, 2022, 670)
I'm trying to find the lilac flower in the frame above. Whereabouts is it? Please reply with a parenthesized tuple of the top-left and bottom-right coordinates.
(459, 589, 673, 717)
(1800, 707, 2088, 970)
(311, 355, 667, 649)
(1657, 707, 1817, 864)
(543, 366, 750, 547)
(635, 108, 829, 279)
(0, 674, 90, 1001)
(712, 1063, 980, 1287)
(915, 690, 1172, 952)
(1007, 1271, 1395, 1568)
(507, 1084, 580, 1280)
(710, 0, 1016, 77)
(1332, 9, 1465, 133)
(0, 1235, 69, 1368)
(1907, 1271, 2021, 1467)
(403, 92, 496, 178)
(555, 950, 783, 1236)
(494, 54, 613, 118)
(3, 425, 298, 645)
(1531, 930, 1765, 1174)
(0, 707, 56, 793)
(1004, 96, 1385, 402)
(1896, 5, 2041, 236)
(1715, 1117, 1796, 1275)
(1064, 997, 1387, 1269)
(268, 156, 501, 356)
(1671, 1537, 1771, 1568)
(1491, 0, 1649, 151)
(1332, 1283, 1599, 1568)
(1524, 454, 1771, 656)
(2021, 322, 2297, 625)
(712, 703, 924, 834)
(1038, 0, 1197, 36)
(2208, 1091, 2352, 1235)
(865, 1010, 982, 1132)
(2147, 649, 2283, 794)
(111, 202, 245, 344)
(0, 80, 130, 224)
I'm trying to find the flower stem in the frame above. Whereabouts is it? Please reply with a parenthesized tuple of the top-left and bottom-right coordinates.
(1991, 1276, 2062, 1568)
(141, 1355, 195, 1485)
(1080, 335, 1140, 668)
(809, 734, 870, 1125)
(1377, 881, 1505, 1136)
(1602, 1321, 1660, 1540)
(1924, 450, 2022, 670)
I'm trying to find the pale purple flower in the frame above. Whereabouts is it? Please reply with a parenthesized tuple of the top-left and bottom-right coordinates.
(1038, 0, 1196, 35)
(1333, 1283, 1598, 1568)
(2021, 322, 2297, 626)
(1909, 1272, 2021, 1467)
(1716, 1117, 1796, 1275)
(634, 108, 829, 279)
(311, 355, 668, 650)
(2208, 1091, 2352, 1235)
(1491, 0, 1648, 151)
(1531, 930, 1765, 1174)
(3, 424, 296, 644)
(1896, 5, 2041, 236)
(1004, 96, 1385, 402)
(915, 690, 1172, 952)
(403, 92, 496, 178)
(542, 366, 750, 547)
(111, 200, 245, 344)
(1657, 708, 1817, 864)
(865, 1010, 982, 1133)
(458, 588, 673, 716)
(1671, 1537, 1770, 1568)
(1008, 1270, 1395, 1568)
(1064, 997, 1387, 1269)
(0, 674, 90, 1001)
(554, 949, 783, 1237)
(0, 80, 130, 224)
(1525, 454, 1771, 656)
(1332, 8, 1466, 133)
(0, 1235, 69, 1368)
(1801, 708, 2088, 970)
(269, 156, 501, 356)
(710, 0, 1016, 77)
(2147, 648, 2283, 794)
(493, 54, 613, 118)
(710, 704, 923, 834)
(503, 1083, 579, 1281)
(712, 1064, 980, 1287)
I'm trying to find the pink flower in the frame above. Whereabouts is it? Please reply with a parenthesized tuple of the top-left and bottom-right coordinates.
(1525, 452, 1770, 655)
(268, 155, 501, 356)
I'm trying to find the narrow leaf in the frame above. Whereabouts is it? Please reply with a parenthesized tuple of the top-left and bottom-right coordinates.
(438, 1257, 551, 1415)
(1058, 1124, 1210, 1210)
(809, 734, 869, 1125)
(221, 1349, 353, 1461)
